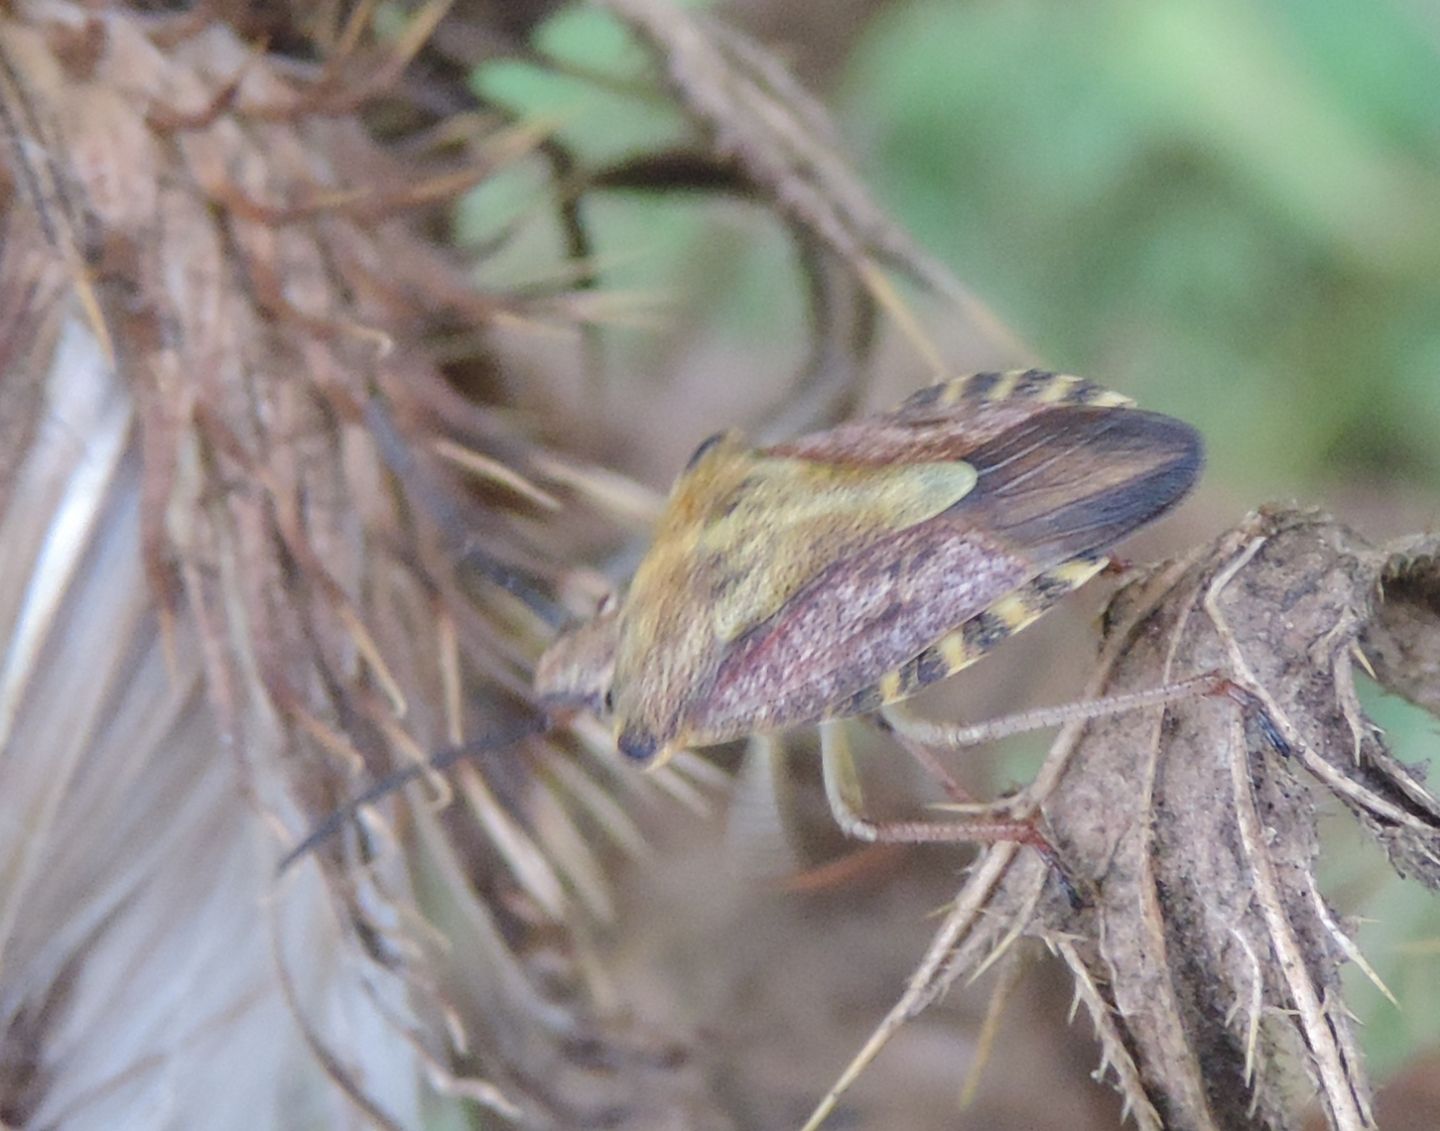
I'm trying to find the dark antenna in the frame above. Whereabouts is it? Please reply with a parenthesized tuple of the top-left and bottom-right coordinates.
(280, 395, 578, 874)
(362, 391, 573, 631)
(276, 711, 551, 875)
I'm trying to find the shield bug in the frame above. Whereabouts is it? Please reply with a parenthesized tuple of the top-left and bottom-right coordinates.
(281, 369, 1205, 875)
(283, 368, 1209, 1127)
(535, 369, 1203, 831)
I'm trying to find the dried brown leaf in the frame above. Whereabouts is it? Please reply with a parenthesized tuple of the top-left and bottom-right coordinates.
(598, 0, 947, 294)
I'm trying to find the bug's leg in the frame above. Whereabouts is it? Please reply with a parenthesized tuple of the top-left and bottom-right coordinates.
(820, 721, 1050, 851)
(805, 672, 1288, 1131)
(881, 670, 1230, 754)
(823, 721, 1084, 907)
(870, 715, 977, 805)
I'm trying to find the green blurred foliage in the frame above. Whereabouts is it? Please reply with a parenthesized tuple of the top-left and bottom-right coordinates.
(1340, 683, 1440, 1077)
(472, 0, 1440, 502)
(842, 0, 1440, 499)
(467, 1, 807, 369)
(467, 6, 698, 295)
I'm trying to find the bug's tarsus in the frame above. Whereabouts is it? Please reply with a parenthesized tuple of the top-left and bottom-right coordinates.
(275, 711, 550, 875)
(1214, 677, 1293, 757)
(1040, 842, 1084, 910)
(1253, 711, 1293, 758)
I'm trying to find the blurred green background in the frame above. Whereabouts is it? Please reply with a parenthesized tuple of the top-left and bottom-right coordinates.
(476, 0, 1440, 508)
(472, 0, 1440, 1097)
(840, 1, 1440, 495)
(846, 0, 1440, 501)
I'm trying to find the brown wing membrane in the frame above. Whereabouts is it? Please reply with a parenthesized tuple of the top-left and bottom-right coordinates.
(958, 406, 1202, 560)
(673, 406, 1201, 747)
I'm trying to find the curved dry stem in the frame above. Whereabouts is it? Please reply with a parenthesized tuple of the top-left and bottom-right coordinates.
(810, 510, 1440, 1131)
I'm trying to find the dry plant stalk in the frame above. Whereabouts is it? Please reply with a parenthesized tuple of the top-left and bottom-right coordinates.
(0, 3, 738, 1129)
(807, 510, 1440, 1131)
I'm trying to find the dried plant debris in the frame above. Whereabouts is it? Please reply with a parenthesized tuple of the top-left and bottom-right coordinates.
(812, 509, 1440, 1131)
(0, 4, 753, 1129)
(595, 0, 1027, 389)
(0, 0, 1030, 1126)
(599, 0, 940, 287)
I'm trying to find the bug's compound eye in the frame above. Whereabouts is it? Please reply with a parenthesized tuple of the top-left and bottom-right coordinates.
(616, 725, 660, 765)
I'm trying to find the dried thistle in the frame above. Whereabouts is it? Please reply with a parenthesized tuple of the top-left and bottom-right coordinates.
(0, 4, 734, 1128)
(805, 510, 1440, 1131)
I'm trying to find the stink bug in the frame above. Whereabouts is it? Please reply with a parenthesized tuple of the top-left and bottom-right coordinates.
(280, 369, 1204, 875)
(281, 369, 1209, 1128)
(536, 369, 1203, 810)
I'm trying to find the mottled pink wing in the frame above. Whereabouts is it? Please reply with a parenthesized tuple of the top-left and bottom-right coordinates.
(652, 401, 1201, 750)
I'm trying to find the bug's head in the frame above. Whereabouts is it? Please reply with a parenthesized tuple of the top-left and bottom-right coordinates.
(534, 595, 621, 719)
(534, 603, 679, 770)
